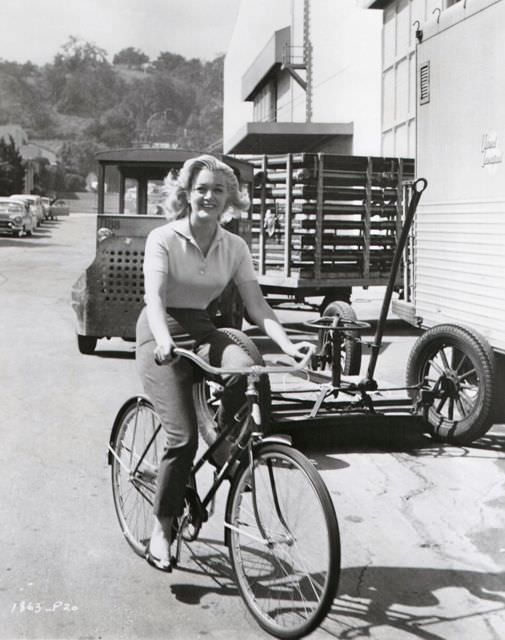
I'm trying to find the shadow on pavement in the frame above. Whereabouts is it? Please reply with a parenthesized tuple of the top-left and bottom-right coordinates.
(94, 349, 135, 360)
(280, 415, 505, 459)
(324, 565, 505, 640)
(169, 536, 505, 640)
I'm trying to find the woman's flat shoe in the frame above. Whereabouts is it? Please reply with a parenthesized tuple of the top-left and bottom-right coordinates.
(145, 548, 172, 573)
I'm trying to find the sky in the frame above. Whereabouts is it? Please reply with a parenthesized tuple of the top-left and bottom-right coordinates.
(0, 0, 242, 65)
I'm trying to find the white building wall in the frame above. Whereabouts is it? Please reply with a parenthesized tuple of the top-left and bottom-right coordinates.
(310, 1, 382, 154)
(223, 0, 293, 148)
(224, 0, 383, 155)
(378, 0, 441, 157)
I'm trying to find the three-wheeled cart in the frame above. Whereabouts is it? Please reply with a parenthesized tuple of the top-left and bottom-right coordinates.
(196, 177, 498, 447)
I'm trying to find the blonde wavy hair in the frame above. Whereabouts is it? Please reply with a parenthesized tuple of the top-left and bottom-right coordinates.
(161, 154, 250, 222)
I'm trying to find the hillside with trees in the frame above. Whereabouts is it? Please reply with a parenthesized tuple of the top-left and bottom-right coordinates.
(0, 37, 224, 192)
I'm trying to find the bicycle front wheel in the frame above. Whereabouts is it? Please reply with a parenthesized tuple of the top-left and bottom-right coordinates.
(227, 443, 340, 639)
(110, 398, 164, 556)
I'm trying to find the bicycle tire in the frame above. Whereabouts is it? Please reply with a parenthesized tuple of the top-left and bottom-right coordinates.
(110, 397, 164, 556)
(226, 443, 340, 639)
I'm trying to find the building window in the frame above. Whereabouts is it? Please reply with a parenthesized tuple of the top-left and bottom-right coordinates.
(253, 80, 277, 122)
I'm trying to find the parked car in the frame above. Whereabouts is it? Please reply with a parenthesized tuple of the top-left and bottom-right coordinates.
(40, 196, 52, 220)
(0, 197, 35, 237)
(50, 199, 70, 218)
(9, 194, 44, 226)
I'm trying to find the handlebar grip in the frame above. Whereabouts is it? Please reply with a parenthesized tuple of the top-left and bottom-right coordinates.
(154, 345, 176, 366)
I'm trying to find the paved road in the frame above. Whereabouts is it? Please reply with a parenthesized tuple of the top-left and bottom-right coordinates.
(1, 215, 504, 640)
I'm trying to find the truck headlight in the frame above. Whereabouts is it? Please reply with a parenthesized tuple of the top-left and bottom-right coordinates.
(97, 227, 113, 242)
(11, 216, 22, 224)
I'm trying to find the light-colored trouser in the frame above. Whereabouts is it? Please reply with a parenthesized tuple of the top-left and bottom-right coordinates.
(136, 307, 255, 517)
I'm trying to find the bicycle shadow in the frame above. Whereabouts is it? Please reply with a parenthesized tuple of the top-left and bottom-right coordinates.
(171, 539, 505, 639)
(323, 565, 505, 640)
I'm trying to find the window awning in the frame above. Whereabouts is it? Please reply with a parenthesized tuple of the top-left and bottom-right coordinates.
(224, 121, 354, 154)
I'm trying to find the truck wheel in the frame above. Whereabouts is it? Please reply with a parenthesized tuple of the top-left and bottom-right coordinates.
(77, 334, 98, 355)
(406, 324, 495, 444)
(194, 328, 271, 458)
(317, 301, 362, 375)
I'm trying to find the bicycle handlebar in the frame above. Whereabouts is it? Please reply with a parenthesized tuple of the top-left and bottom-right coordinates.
(170, 344, 315, 376)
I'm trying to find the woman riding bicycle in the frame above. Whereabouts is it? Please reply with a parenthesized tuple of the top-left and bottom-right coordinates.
(136, 154, 312, 572)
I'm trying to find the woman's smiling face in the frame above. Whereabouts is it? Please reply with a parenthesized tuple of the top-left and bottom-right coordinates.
(189, 169, 229, 220)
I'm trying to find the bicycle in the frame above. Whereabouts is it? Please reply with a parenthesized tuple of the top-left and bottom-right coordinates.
(107, 339, 340, 639)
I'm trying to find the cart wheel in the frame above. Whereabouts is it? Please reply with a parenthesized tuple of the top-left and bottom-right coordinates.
(319, 288, 351, 314)
(317, 301, 362, 375)
(406, 324, 495, 444)
(194, 328, 271, 457)
(77, 334, 98, 355)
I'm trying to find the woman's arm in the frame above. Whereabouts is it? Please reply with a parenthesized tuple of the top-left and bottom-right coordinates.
(237, 280, 313, 358)
(144, 269, 175, 362)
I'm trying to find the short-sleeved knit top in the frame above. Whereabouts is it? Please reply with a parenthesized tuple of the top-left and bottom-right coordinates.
(143, 217, 257, 309)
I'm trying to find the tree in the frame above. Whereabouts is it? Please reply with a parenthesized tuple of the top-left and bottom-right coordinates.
(113, 47, 149, 69)
(55, 36, 108, 72)
(58, 140, 106, 181)
(0, 136, 24, 195)
(44, 36, 125, 117)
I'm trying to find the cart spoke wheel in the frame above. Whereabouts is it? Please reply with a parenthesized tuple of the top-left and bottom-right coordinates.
(407, 324, 495, 444)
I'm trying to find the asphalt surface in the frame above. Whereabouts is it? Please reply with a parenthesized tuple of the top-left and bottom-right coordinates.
(1, 214, 505, 640)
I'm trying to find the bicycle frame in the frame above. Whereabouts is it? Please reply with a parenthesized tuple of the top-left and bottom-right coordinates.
(112, 348, 314, 550)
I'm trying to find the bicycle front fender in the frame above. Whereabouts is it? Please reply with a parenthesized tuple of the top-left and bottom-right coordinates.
(223, 436, 293, 546)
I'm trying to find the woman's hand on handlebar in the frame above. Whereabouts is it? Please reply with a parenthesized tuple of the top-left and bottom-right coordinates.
(154, 341, 177, 365)
(282, 341, 315, 362)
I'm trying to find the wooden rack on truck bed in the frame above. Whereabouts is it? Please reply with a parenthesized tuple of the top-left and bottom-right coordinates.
(241, 153, 414, 310)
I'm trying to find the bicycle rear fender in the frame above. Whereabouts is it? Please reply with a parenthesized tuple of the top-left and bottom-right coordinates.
(107, 394, 153, 466)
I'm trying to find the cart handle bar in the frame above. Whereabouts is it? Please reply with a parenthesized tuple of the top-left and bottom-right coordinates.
(305, 317, 371, 331)
(170, 344, 315, 377)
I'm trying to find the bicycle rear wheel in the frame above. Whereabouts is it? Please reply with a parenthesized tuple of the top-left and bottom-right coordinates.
(226, 443, 340, 639)
(110, 398, 164, 556)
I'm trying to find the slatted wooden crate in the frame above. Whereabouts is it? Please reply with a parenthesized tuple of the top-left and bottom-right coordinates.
(244, 153, 414, 289)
